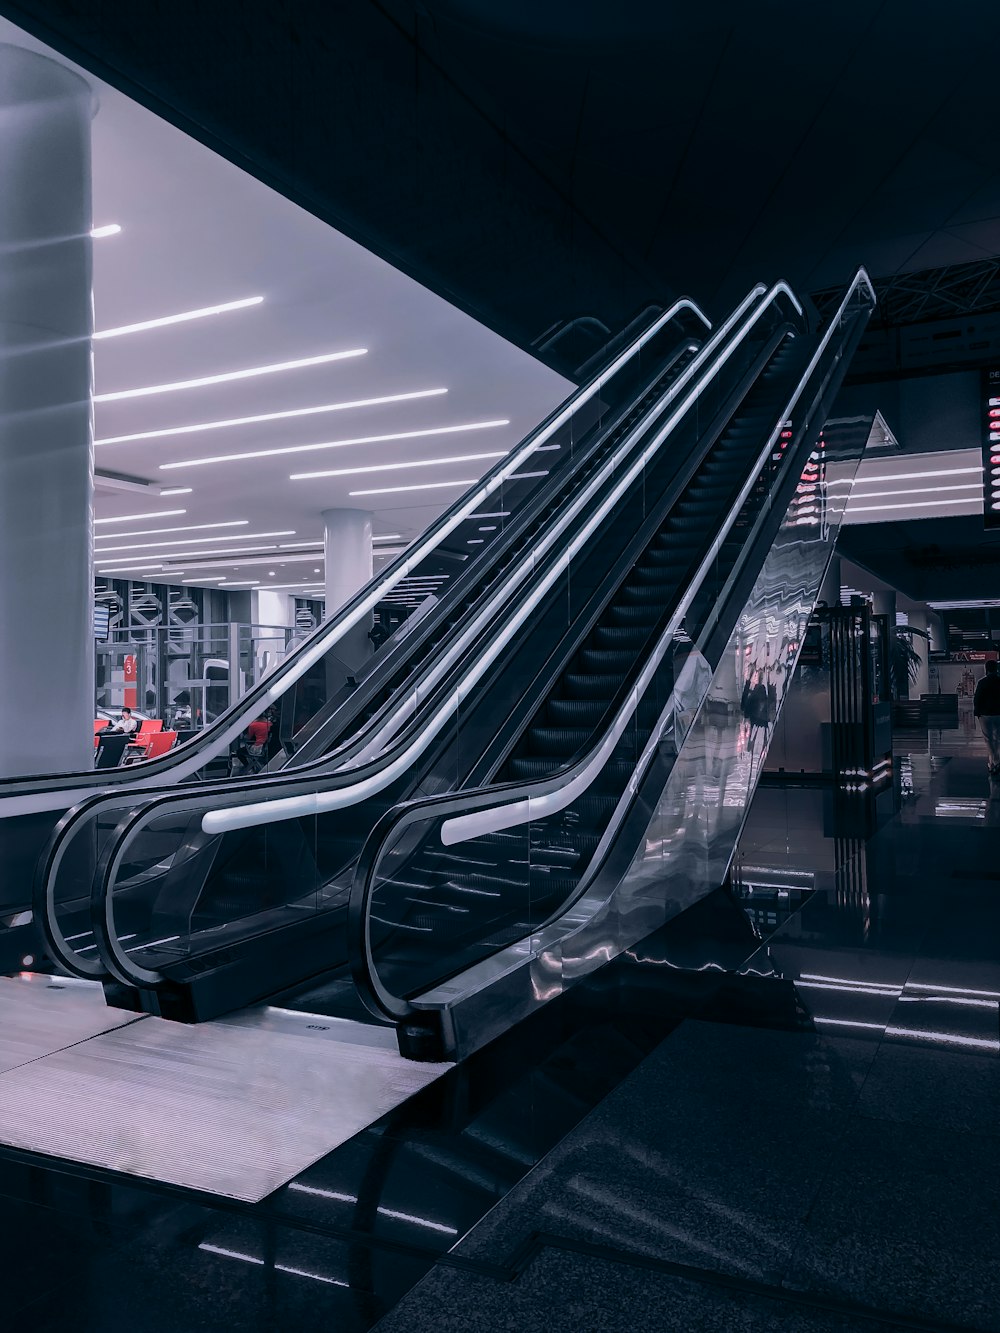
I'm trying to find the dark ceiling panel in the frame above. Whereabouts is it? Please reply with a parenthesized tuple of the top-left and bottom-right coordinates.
(4, 0, 1000, 357)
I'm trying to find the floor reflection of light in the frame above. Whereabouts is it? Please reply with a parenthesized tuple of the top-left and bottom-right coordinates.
(801, 971, 901, 989)
(287, 1183, 458, 1234)
(797, 979, 900, 997)
(199, 1243, 349, 1286)
(897, 994, 996, 1009)
(813, 1017, 1000, 1052)
(934, 799, 987, 819)
(906, 981, 1000, 1000)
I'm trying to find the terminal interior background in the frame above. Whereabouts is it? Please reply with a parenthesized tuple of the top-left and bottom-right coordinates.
(0, 3, 998, 1331)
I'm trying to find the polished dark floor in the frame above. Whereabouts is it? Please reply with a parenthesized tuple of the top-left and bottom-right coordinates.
(2, 717, 999, 1331)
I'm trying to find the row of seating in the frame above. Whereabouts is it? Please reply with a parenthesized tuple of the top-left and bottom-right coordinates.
(93, 718, 178, 768)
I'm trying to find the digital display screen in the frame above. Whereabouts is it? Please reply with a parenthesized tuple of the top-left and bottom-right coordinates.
(982, 366, 1000, 528)
(94, 604, 111, 640)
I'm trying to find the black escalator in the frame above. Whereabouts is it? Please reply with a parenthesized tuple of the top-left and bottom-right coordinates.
(85, 282, 812, 1020)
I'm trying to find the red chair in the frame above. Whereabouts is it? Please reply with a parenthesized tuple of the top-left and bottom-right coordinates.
(142, 729, 177, 760)
(94, 719, 110, 749)
(137, 718, 163, 735)
(122, 729, 177, 765)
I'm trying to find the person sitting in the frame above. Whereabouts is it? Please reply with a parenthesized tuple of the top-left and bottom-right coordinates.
(108, 706, 139, 737)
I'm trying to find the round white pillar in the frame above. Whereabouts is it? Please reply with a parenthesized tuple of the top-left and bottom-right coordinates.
(0, 46, 95, 777)
(322, 508, 373, 669)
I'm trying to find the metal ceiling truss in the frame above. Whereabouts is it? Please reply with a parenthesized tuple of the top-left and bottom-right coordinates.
(813, 259, 1000, 330)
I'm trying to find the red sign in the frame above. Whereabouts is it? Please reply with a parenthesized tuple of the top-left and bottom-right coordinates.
(123, 654, 137, 709)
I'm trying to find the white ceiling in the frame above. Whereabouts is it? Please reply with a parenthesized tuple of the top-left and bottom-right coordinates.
(0, 18, 571, 597)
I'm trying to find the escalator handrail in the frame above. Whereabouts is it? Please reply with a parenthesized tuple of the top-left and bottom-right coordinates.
(1, 296, 712, 815)
(86, 282, 795, 989)
(348, 268, 875, 1022)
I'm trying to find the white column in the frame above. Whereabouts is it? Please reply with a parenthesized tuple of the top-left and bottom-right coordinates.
(322, 507, 373, 669)
(0, 46, 95, 777)
(907, 610, 931, 698)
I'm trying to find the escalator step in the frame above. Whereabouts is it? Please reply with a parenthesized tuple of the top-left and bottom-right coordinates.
(528, 726, 591, 756)
(621, 585, 669, 607)
(509, 756, 569, 779)
(564, 673, 622, 699)
(547, 697, 610, 726)
(607, 605, 657, 626)
(579, 647, 633, 671)
(593, 624, 649, 648)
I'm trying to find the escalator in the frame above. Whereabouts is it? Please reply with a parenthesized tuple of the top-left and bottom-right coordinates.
(45, 272, 875, 1052)
(1, 296, 709, 968)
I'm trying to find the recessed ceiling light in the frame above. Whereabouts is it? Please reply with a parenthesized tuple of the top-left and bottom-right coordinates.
(349, 479, 477, 496)
(103, 545, 283, 565)
(160, 487, 193, 496)
(161, 552, 324, 573)
(290, 450, 506, 481)
(268, 571, 276, 576)
(91, 224, 121, 238)
(848, 497, 981, 515)
(313, 568, 320, 573)
(97, 530, 295, 553)
(94, 508, 186, 525)
(95, 520, 249, 541)
(95, 348, 367, 403)
(159, 420, 510, 469)
(94, 296, 264, 341)
(848, 483, 981, 502)
(95, 389, 448, 446)
(218, 580, 261, 587)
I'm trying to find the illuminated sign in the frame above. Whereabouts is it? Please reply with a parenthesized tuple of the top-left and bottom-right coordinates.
(982, 367, 1000, 528)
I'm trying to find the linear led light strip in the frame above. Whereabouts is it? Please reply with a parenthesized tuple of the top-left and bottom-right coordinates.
(849, 496, 981, 515)
(94, 509, 187, 525)
(5, 300, 711, 824)
(847, 483, 981, 501)
(853, 465, 981, 484)
(438, 269, 870, 850)
(290, 450, 506, 481)
(97, 544, 287, 568)
(160, 421, 510, 470)
(94, 296, 263, 340)
(95, 347, 366, 402)
(96, 529, 295, 553)
(200, 282, 794, 834)
(95, 520, 250, 541)
(95, 388, 447, 447)
(165, 553, 324, 572)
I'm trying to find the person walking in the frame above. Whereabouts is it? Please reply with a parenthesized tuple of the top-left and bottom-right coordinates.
(973, 660, 1000, 775)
